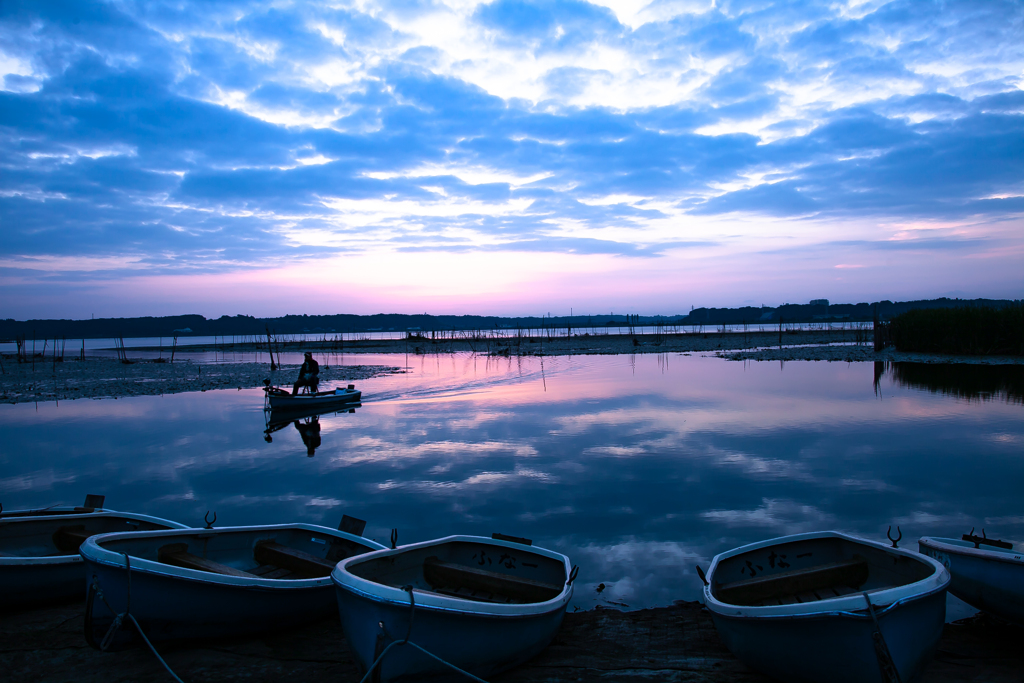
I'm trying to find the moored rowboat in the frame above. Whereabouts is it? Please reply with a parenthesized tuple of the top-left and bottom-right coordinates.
(81, 523, 385, 647)
(919, 534, 1024, 626)
(332, 534, 575, 682)
(0, 507, 187, 610)
(703, 531, 949, 683)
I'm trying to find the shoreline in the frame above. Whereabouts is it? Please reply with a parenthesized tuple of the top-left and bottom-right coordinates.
(2, 600, 1019, 682)
(0, 359, 402, 405)
(2, 330, 1021, 405)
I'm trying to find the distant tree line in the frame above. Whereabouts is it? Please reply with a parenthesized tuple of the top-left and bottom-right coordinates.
(0, 298, 1018, 341)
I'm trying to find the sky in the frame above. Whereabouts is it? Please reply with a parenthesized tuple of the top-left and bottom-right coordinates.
(1, 0, 1023, 319)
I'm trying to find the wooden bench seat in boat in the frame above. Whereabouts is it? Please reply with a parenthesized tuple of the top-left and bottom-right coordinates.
(158, 543, 257, 578)
(253, 541, 335, 579)
(422, 556, 563, 604)
(716, 557, 869, 607)
(53, 525, 94, 553)
(249, 564, 299, 580)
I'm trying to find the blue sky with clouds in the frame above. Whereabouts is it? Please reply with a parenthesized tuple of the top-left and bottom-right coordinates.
(2, 0, 1022, 318)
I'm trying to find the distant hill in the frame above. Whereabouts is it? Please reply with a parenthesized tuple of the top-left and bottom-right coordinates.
(0, 298, 1018, 340)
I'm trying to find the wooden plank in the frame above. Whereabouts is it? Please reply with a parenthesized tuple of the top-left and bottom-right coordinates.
(435, 585, 518, 604)
(716, 558, 869, 606)
(52, 525, 93, 553)
(325, 538, 372, 564)
(157, 543, 256, 578)
(795, 590, 821, 603)
(831, 585, 856, 597)
(250, 564, 278, 577)
(423, 556, 562, 604)
(264, 567, 296, 580)
(253, 541, 334, 578)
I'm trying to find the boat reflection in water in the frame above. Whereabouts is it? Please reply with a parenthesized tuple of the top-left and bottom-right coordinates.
(263, 403, 361, 457)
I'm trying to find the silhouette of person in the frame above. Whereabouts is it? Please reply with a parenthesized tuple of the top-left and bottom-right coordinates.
(294, 416, 321, 456)
(292, 352, 320, 394)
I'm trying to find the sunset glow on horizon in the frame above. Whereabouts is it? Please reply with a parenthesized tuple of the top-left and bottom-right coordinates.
(2, 0, 1023, 319)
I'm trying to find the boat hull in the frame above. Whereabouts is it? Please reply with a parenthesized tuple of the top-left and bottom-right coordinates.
(81, 524, 385, 646)
(267, 389, 361, 410)
(333, 535, 573, 682)
(919, 537, 1024, 626)
(710, 589, 945, 683)
(336, 587, 567, 682)
(0, 511, 187, 611)
(704, 531, 949, 683)
(84, 558, 336, 644)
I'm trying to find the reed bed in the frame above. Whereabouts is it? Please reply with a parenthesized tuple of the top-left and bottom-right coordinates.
(890, 303, 1024, 355)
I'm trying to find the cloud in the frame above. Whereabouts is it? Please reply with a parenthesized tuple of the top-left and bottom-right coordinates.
(1, 0, 1022, 313)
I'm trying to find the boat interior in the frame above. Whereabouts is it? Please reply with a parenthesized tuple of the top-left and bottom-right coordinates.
(346, 541, 567, 605)
(96, 528, 375, 580)
(711, 536, 937, 608)
(0, 515, 175, 558)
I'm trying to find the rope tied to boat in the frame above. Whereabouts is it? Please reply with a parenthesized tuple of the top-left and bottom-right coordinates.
(89, 552, 187, 683)
(862, 592, 902, 683)
(357, 585, 491, 683)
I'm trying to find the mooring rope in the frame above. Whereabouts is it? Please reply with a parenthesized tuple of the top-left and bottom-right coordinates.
(91, 552, 186, 683)
(357, 586, 490, 683)
(862, 592, 902, 683)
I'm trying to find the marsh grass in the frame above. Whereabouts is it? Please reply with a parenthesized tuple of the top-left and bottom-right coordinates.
(890, 303, 1024, 356)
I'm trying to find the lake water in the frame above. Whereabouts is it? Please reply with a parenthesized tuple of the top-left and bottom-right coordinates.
(1, 353, 1021, 616)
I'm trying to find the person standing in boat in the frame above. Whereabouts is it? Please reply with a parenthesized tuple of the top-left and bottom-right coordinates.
(292, 352, 320, 394)
(294, 416, 322, 456)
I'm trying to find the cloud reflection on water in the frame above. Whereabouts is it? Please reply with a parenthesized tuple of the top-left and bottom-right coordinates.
(1, 353, 1022, 611)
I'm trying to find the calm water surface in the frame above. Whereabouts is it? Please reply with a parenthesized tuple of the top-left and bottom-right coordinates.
(1, 354, 1021, 615)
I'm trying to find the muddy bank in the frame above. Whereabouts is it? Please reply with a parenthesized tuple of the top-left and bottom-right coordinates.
(719, 345, 1024, 364)
(2, 601, 1020, 682)
(136, 329, 1023, 363)
(0, 358, 402, 405)
(135, 328, 864, 356)
(4, 328, 1020, 405)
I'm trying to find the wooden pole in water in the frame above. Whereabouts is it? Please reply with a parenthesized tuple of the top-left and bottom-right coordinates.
(266, 327, 276, 371)
(873, 304, 881, 352)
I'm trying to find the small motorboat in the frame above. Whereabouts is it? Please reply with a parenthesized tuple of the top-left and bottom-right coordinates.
(0, 498, 187, 610)
(332, 534, 576, 682)
(264, 382, 362, 411)
(919, 530, 1024, 626)
(81, 522, 386, 647)
(702, 531, 949, 683)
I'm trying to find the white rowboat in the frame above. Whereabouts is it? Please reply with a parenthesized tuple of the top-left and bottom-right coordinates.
(919, 534, 1024, 626)
(704, 531, 949, 683)
(332, 535, 575, 682)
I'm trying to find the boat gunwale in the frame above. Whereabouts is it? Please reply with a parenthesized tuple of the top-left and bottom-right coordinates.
(703, 531, 949, 619)
(80, 523, 385, 589)
(267, 389, 361, 404)
(0, 511, 189, 566)
(332, 535, 573, 618)
(0, 505, 108, 518)
(919, 536, 1024, 566)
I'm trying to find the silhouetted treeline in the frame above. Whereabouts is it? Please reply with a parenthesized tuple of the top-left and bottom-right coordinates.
(1, 298, 1018, 340)
(890, 303, 1024, 356)
(684, 298, 1017, 325)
